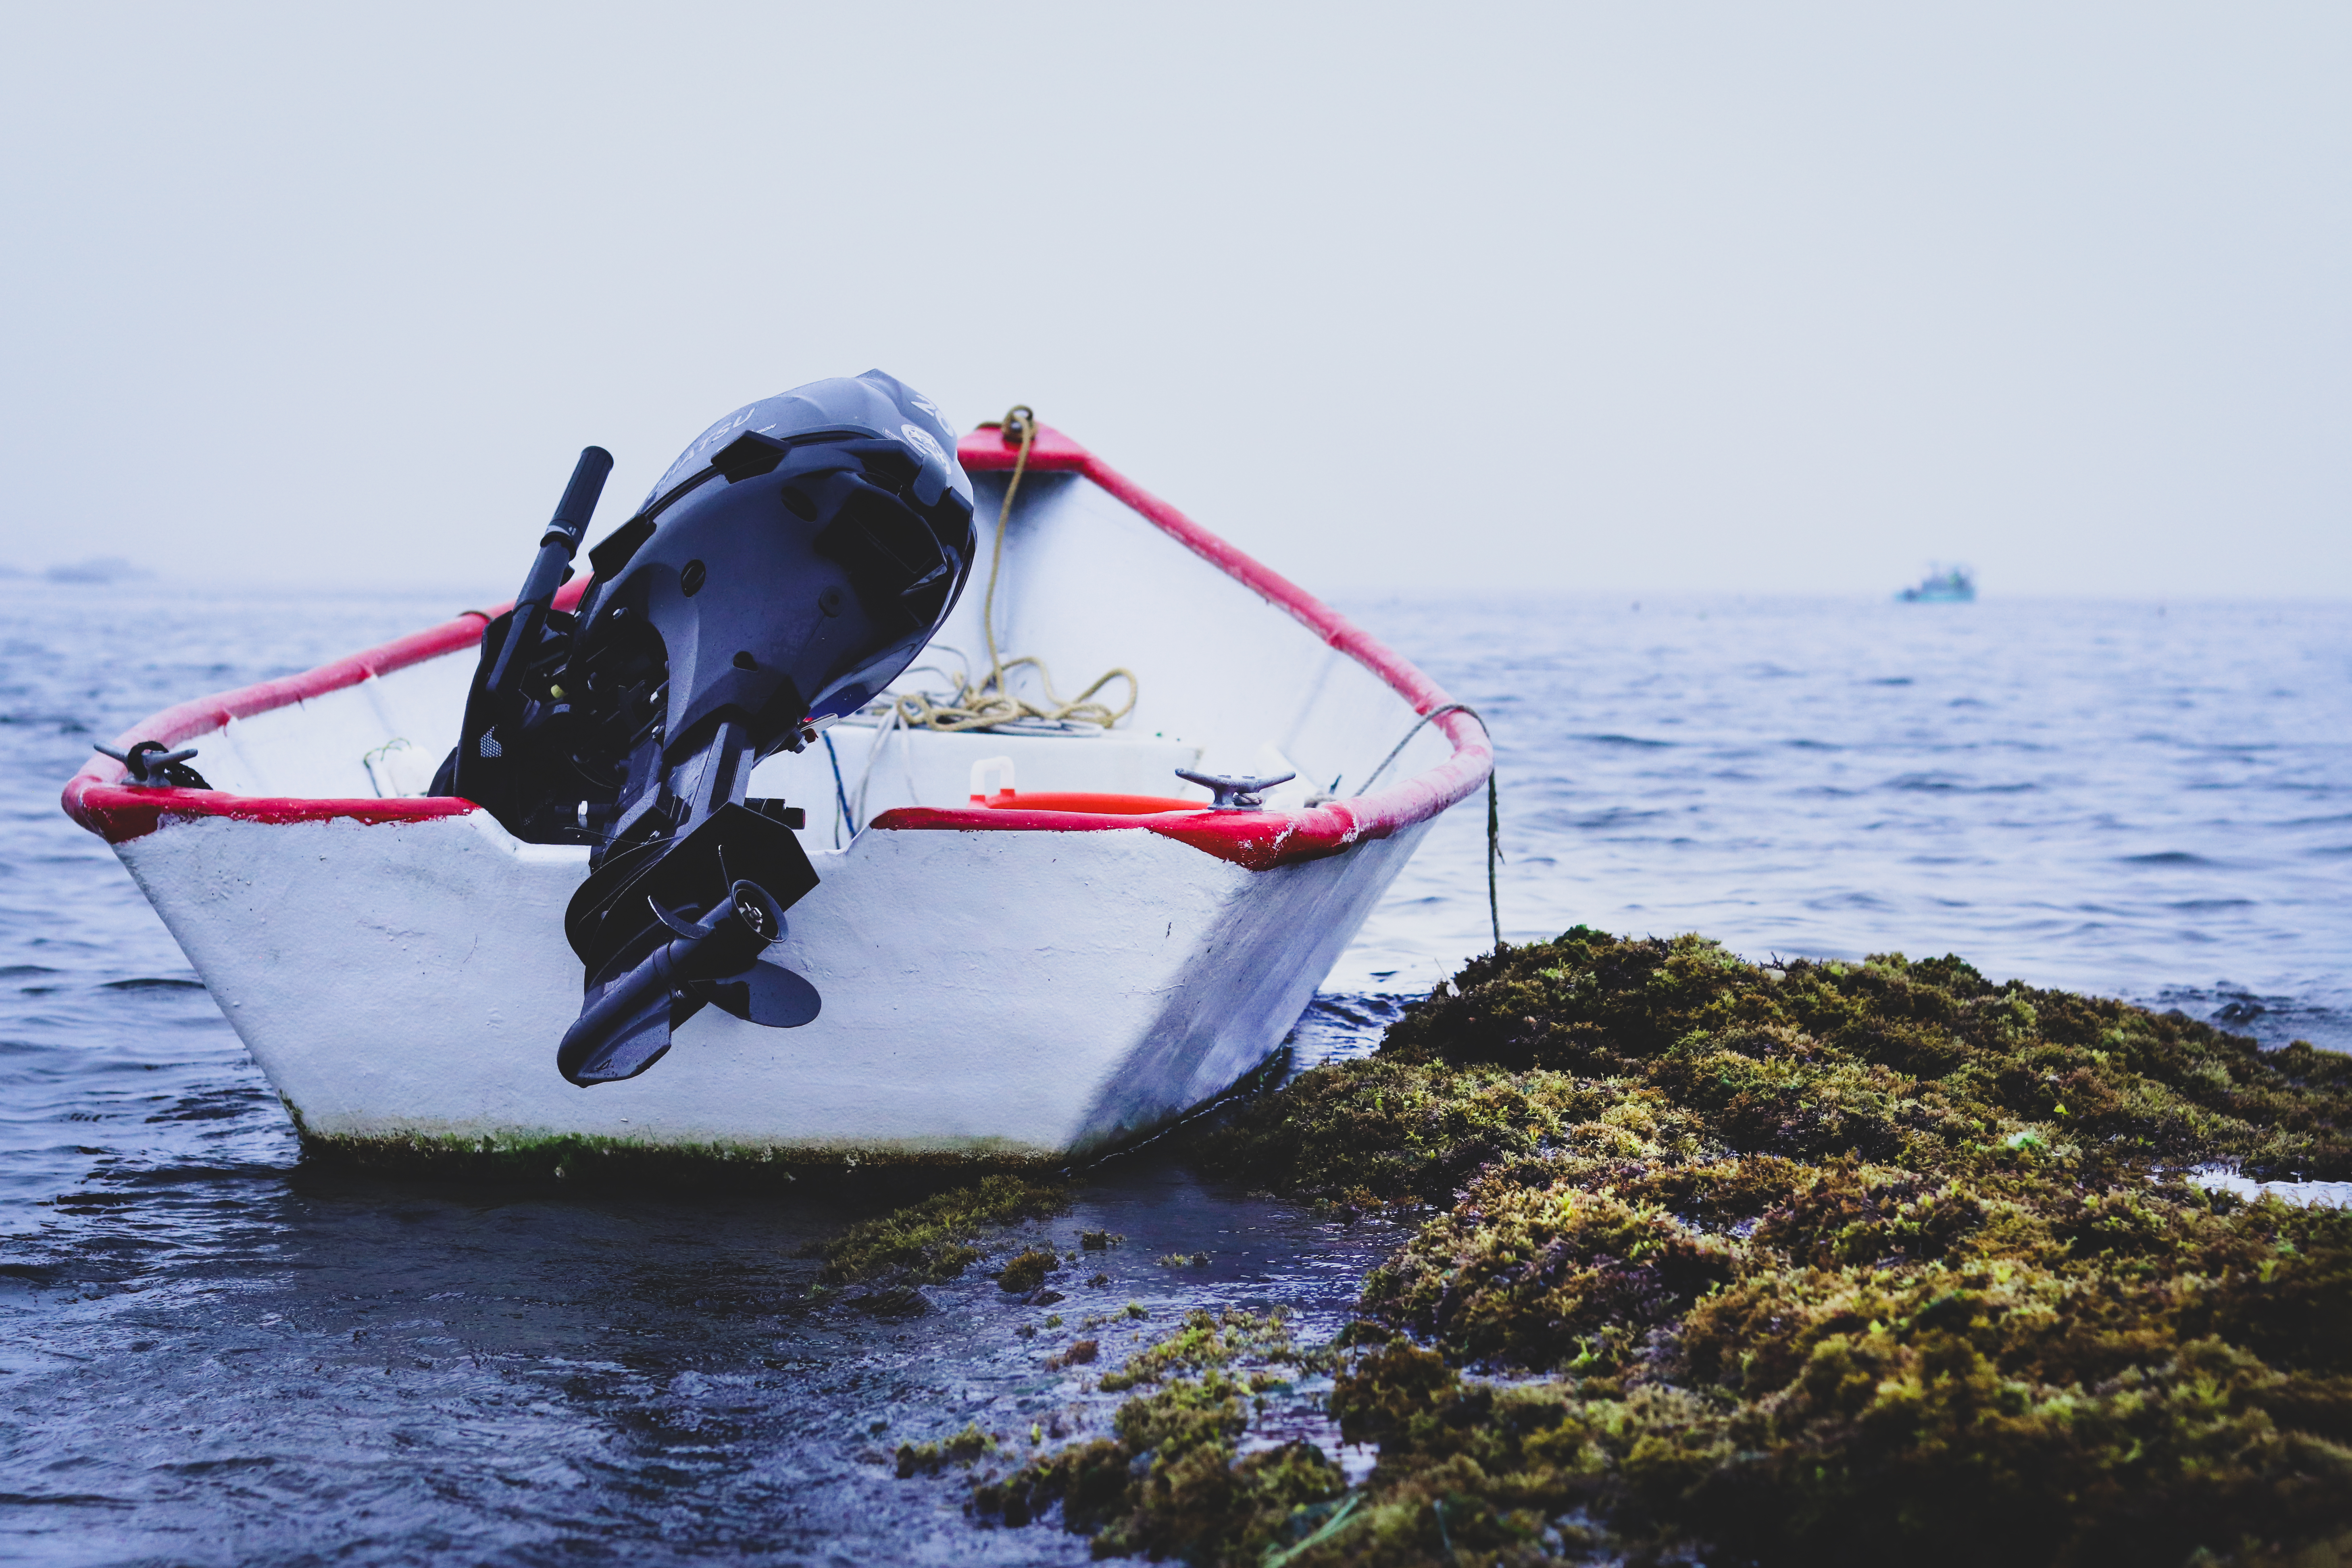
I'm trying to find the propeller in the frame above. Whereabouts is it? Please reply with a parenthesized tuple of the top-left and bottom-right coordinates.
(689, 962, 821, 1027)
(556, 877, 822, 1087)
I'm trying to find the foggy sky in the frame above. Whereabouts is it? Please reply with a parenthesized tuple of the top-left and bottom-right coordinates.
(2, 4, 2345, 598)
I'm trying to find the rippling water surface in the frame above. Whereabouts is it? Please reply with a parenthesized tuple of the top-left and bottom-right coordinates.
(2, 583, 2344, 1564)
(1337, 593, 2352, 1053)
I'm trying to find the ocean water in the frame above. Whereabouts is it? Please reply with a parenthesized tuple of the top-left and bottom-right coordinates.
(1, 583, 2344, 1564)
(1335, 593, 2352, 1053)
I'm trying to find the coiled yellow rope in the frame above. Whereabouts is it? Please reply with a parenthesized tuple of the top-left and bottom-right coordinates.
(886, 405, 1138, 733)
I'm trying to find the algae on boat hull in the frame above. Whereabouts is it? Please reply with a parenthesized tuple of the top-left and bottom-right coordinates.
(283, 1049, 1296, 1187)
(986, 931, 2352, 1566)
(295, 1127, 1064, 1193)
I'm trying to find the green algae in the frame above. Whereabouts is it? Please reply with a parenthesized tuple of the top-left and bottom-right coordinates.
(802, 1174, 1068, 1287)
(1210, 933, 2352, 1206)
(298, 1127, 846, 1188)
(977, 1310, 1344, 1558)
(996, 1246, 1062, 1293)
(988, 931, 2352, 1566)
(1095, 1307, 1301, 1392)
(895, 1420, 998, 1477)
(295, 1127, 1061, 1190)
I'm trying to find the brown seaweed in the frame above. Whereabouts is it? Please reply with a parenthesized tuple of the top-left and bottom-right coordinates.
(989, 931, 2352, 1566)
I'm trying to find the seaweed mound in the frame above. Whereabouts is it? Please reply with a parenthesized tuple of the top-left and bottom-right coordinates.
(976, 1310, 1337, 1562)
(802, 1173, 1066, 1288)
(1059, 932, 2352, 1566)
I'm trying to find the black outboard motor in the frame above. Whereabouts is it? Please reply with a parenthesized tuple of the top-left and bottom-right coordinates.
(436, 372, 976, 1086)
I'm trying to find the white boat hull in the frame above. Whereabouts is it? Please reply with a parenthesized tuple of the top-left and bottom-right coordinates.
(117, 808, 1429, 1162)
(67, 423, 1489, 1167)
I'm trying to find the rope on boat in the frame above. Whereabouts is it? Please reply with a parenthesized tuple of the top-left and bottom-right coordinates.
(846, 700, 925, 829)
(1361, 702, 1504, 952)
(841, 407, 1504, 959)
(883, 406, 1139, 734)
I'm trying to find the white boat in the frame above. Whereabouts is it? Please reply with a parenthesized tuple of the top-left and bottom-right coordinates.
(61, 421, 1491, 1170)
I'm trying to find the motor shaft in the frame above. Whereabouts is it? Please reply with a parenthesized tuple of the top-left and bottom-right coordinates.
(557, 879, 787, 1085)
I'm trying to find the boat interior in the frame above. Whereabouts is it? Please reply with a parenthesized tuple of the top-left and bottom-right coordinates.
(152, 466, 1456, 854)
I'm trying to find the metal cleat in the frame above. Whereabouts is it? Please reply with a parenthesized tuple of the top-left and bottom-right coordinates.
(1173, 767, 1295, 811)
(94, 741, 211, 790)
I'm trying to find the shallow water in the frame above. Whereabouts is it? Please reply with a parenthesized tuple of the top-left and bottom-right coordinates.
(1, 583, 2345, 1564)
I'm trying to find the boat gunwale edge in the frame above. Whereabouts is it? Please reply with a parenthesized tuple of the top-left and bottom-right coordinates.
(61, 428, 1492, 869)
(58, 579, 591, 843)
(879, 425, 1493, 869)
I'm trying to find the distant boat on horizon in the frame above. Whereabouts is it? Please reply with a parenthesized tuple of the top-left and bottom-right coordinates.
(1898, 565, 1975, 603)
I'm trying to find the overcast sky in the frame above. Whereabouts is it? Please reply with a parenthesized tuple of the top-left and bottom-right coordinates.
(2, 4, 2345, 598)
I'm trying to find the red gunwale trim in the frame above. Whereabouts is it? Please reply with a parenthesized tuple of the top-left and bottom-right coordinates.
(862, 426, 1492, 870)
(60, 580, 591, 844)
(60, 426, 1492, 870)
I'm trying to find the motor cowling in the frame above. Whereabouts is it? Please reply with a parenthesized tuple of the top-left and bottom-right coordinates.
(572, 371, 974, 825)
(439, 371, 974, 1086)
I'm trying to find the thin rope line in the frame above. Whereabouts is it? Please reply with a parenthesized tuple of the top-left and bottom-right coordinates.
(1360, 702, 1504, 952)
(979, 406, 1032, 683)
